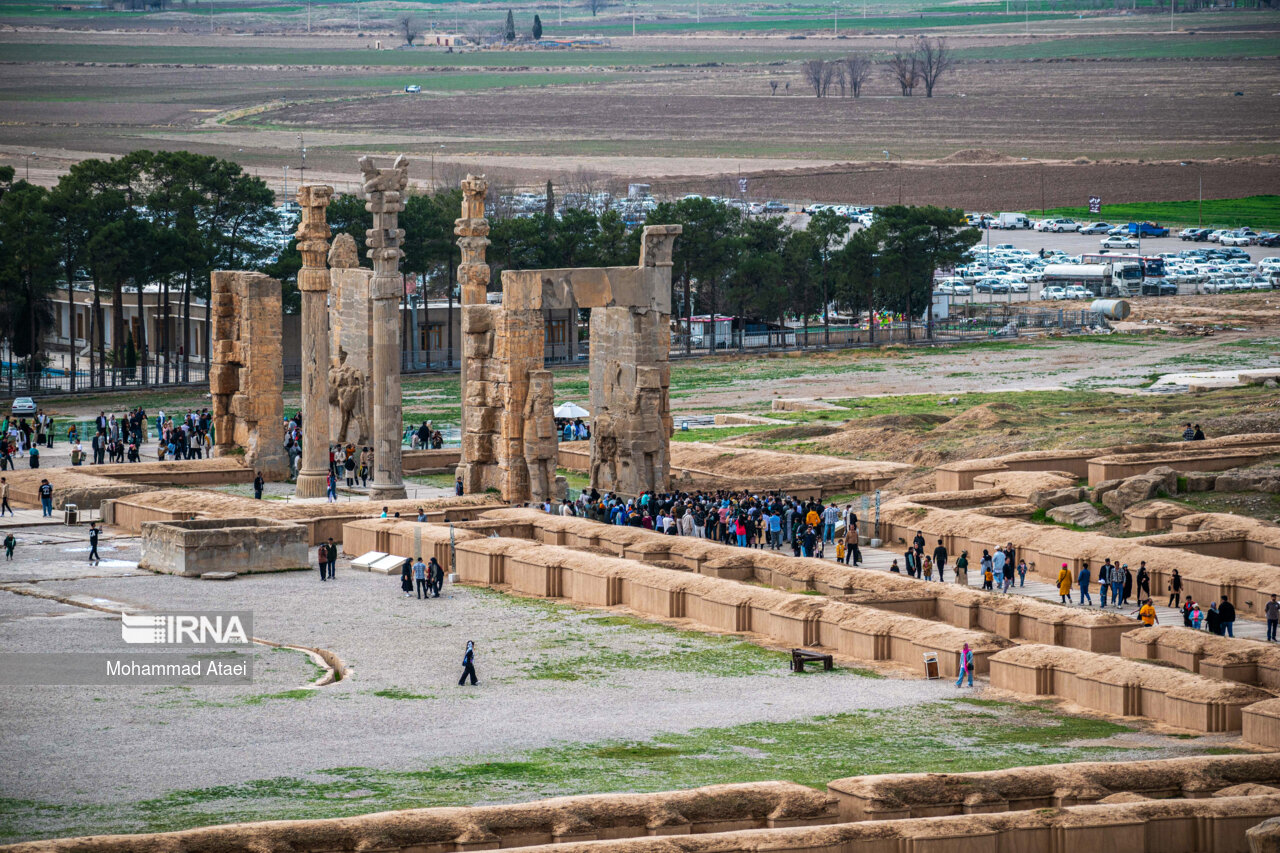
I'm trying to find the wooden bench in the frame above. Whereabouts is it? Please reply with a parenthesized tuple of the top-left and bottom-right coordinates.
(791, 649, 834, 672)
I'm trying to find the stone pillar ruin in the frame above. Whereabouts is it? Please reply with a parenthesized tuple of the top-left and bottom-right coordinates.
(293, 184, 333, 499)
(327, 233, 374, 448)
(588, 225, 680, 497)
(209, 270, 287, 480)
(454, 175, 495, 495)
(454, 203, 680, 503)
(359, 155, 409, 501)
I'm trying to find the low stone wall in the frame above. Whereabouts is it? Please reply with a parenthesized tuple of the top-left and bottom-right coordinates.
(138, 517, 309, 576)
(1088, 446, 1280, 486)
(470, 509, 1137, 654)
(1170, 513, 1280, 566)
(933, 433, 1280, 491)
(877, 501, 1279, 619)
(827, 753, 1280, 820)
(453, 535, 1010, 678)
(403, 448, 462, 474)
(342, 518, 485, 566)
(1, 782, 835, 853)
(102, 491, 502, 543)
(989, 644, 1270, 732)
(1121, 626, 1280, 691)
(91, 457, 252, 486)
(1243, 698, 1280, 749)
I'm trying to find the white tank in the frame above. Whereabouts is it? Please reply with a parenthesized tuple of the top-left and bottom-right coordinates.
(1090, 299, 1131, 320)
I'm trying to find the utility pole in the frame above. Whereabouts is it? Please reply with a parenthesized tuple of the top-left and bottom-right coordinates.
(834, 7, 838, 34)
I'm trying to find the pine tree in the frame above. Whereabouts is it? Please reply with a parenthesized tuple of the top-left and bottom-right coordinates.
(125, 330, 137, 377)
(504, 9, 516, 41)
(532, 13, 542, 39)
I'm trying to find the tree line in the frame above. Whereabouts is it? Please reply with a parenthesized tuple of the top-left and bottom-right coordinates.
(0, 149, 977, 386)
(801, 37, 955, 98)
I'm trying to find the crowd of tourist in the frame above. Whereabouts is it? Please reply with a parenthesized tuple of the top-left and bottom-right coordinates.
(538, 487, 865, 563)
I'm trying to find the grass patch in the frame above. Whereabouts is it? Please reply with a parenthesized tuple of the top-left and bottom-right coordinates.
(372, 688, 436, 701)
(4, 699, 1210, 842)
(1034, 195, 1280, 231)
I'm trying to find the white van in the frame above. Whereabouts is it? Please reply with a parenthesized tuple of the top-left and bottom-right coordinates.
(996, 212, 1031, 230)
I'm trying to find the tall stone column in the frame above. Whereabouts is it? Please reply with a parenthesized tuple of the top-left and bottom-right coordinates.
(360, 155, 409, 500)
(454, 175, 492, 494)
(294, 184, 333, 498)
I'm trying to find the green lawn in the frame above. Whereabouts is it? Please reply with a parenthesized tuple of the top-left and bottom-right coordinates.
(0, 697, 1216, 842)
(1032, 195, 1280, 231)
(960, 34, 1280, 60)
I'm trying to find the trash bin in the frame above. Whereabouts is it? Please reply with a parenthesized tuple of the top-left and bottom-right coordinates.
(63, 504, 78, 525)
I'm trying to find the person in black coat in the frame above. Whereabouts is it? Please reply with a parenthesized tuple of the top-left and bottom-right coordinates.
(428, 557, 444, 597)
(458, 640, 478, 686)
(400, 558, 413, 597)
(1219, 596, 1236, 638)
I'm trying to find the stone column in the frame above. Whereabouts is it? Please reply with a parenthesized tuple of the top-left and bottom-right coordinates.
(454, 175, 491, 494)
(360, 155, 410, 501)
(294, 184, 333, 498)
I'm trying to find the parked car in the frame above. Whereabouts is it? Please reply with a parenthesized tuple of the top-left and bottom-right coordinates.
(974, 278, 1010, 294)
(1101, 235, 1139, 249)
(10, 397, 36, 417)
(1257, 233, 1280, 247)
(763, 201, 789, 213)
(1041, 285, 1068, 300)
(1140, 281, 1179, 296)
(404, 84, 422, 93)
(1079, 222, 1111, 235)
(1220, 233, 1253, 247)
(1035, 218, 1079, 233)
(1064, 285, 1091, 300)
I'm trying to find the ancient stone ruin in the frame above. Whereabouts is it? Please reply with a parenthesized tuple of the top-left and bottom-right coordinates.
(360, 155, 409, 500)
(294, 184, 333, 498)
(209, 270, 287, 479)
(453, 174, 680, 502)
(327, 232, 374, 447)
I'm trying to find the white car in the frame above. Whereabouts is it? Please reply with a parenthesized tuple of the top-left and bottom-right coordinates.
(1035, 218, 1079, 233)
(1220, 233, 1253, 247)
(10, 396, 36, 417)
(404, 84, 422, 93)
(1101, 235, 1139, 249)
(1041, 285, 1068, 300)
(1064, 285, 1091, 300)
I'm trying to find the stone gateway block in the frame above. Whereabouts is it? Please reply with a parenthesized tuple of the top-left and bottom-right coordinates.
(139, 517, 309, 577)
(209, 271, 287, 480)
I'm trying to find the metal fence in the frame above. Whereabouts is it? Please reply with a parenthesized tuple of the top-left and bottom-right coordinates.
(1, 362, 210, 397)
(8, 308, 1098, 397)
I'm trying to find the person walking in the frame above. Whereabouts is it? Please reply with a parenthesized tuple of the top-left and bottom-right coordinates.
(88, 523, 101, 566)
(1056, 563, 1072, 604)
(1113, 565, 1126, 608)
(253, 472, 265, 500)
(1191, 602, 1203, 631)
(992, 548, 1006, 592)
(0, 476, 11, 516)
(326, 471, 337, 503)
(1266, 594, 1279, 642)
(317, 543, 329, 582)
(1167, 569, 1183, 609)
(904, 547, 917, 578)
(1016, 558, 1027, 588)
(921, 555, 933, 582)
(1136, 562, 1151, 601)
(3, 532, 15, 560)
(933, 540, 948, 583)
(1097, 561, 1111, 607)
(38, 479, 53, 517)
(1206, 601, 1221, 635)
(954, 550, 968, 586)
(1219, 596, 1236, 638)
(1077, 562, 1092, 606)
(458, 640, 478, 686)
(324, 538, 337, 580)
(400, 558, 413, 597)
(955, 642, 974, 688)
(413, 556, 428, 599)
(1134, 598, 1158, 626)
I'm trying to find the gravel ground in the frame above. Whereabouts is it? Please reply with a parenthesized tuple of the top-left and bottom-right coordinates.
(0, 534, 961, 806)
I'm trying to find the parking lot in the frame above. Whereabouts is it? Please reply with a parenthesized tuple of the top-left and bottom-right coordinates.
(941, 224, 1278, 304)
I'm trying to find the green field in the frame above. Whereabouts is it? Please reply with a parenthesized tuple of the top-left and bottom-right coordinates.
(1033, 195, 1280, 231)
(959, 34, 1280, 60)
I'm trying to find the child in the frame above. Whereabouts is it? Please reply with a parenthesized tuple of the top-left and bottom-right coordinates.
(1191, 604, 1203, 630)
(836, 540, 846, 565)
(4, 532, 15, 560)
(982, 564, 994, 591)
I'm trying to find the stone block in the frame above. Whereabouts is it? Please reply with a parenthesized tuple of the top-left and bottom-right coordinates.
(1047, 502, 1106, 527)
(1186, 471, 1218, 492)
(1101, 474, 1164, 516)
(140, 517, 308, 577)
(1031, 487, 1087, 509)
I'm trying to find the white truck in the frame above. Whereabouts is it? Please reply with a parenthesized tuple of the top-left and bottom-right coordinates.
(995, 212, 1031, 230)
(1040, 261, 1144, 298)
